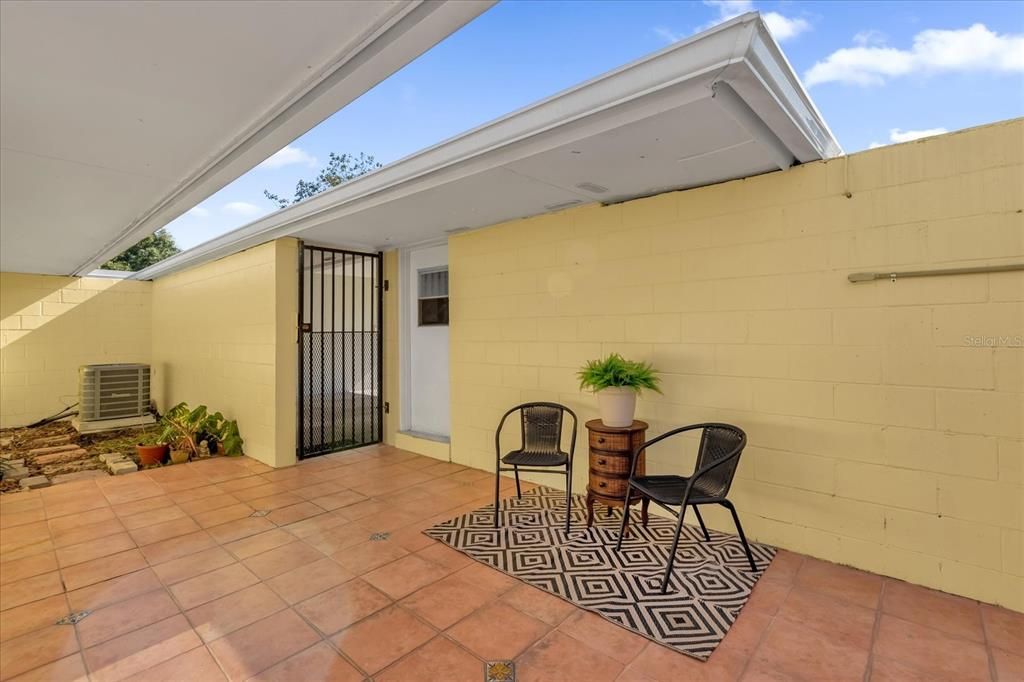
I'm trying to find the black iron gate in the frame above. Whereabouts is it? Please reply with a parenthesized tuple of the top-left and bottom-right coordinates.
(298, 244, 383, 459)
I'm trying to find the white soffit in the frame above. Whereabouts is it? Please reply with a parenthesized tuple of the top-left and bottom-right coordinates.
(0, 0, 493, 276)
(137, 12, 842, 280)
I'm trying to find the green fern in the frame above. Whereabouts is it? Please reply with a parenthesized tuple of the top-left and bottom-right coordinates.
(577, 353, 662, 393)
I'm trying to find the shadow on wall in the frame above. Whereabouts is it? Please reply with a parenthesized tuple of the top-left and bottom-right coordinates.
(0, 273, 152, 428)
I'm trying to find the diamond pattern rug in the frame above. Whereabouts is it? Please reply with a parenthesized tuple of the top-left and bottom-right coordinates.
(424, 486, 776, 661)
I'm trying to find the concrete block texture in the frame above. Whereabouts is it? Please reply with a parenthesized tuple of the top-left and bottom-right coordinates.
(445, 119, 1024, 611)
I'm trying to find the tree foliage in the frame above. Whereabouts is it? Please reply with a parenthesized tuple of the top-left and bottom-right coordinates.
(101, 229, 180, 271)
(263, 152, 382, 208)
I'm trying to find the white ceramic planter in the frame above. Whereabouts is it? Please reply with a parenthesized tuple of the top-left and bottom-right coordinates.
(596, 387, 637, 427)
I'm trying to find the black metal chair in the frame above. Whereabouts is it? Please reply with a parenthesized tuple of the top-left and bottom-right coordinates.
(614, 423, 756, 593)
(494, 402, 578, 532)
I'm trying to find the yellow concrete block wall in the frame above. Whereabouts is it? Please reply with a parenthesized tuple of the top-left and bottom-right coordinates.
(382, 250, 402, 446)
(447, 119, 1024, 610)
(152, 239, 298, 468)
(0, 273, 152, 428)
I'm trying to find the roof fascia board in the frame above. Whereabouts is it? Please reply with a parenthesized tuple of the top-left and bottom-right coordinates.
(72, 0, 494, 276)
(740, 23, 843, 160)
(134, 72, 721, 279)
(134, 16, 761, 280)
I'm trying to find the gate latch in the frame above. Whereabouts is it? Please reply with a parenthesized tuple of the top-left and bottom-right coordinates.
(299, 322, 312, 333)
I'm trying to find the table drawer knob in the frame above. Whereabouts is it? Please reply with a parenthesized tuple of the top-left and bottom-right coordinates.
(597, 437, 605, 444)
(598, 481, 607, 488)
(597, 458, 607, 465)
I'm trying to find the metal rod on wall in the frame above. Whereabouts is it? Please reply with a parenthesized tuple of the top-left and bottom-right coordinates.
(848, 263, 1024, 283)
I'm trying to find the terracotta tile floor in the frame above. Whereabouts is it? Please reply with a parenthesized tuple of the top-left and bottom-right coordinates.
(1, 445, 1021, 681)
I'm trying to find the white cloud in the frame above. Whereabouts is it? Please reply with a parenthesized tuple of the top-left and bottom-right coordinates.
(654, 1, 809, 44)
(889, 127, 948, 143)
(853, 29, 886, 47)
(761, 13, 811, 42)
(186, 206, 210, 218)
(705, 0, 751, 14)
(869, 127, 949, 148)
(257, 145, 318, 170)
(705, 1, 810, 42)
(223, 201, 265, 217)
(805, 23, 1024, 87)
(654, 26, 683, 43)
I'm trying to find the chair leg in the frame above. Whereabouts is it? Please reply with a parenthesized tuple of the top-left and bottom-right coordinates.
(692, 505, 711, 541)
(615, 482, 634, 551)
(564, 468, 572, 533)
(514, 466, 522, 499)
(722, 500, 757, 572)
(660, 505, 688, 594)
(493, 467, 501, 529)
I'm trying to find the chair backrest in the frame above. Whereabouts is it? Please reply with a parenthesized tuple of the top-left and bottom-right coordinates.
(693, 424, 746, 498)
(495, 402, 577, 459)
(522, 403, 569, 455)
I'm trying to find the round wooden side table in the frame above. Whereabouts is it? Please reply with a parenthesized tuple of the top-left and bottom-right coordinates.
(585, 419, 649, 528)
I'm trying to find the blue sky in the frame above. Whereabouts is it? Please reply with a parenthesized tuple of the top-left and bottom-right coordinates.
(167, 0, 1024, 250)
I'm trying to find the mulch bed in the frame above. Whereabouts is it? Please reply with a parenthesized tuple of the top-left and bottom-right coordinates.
(0, 420, 160, 494)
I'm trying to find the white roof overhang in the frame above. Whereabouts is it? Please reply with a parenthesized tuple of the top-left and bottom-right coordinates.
(137, 12, 842, 280)
(0, 0, 493, 276)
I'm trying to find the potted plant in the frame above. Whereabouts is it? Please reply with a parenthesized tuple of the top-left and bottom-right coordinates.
(169, 439, 191, 465)
(136, 434, 168, 466)
(158, 402, 245, 463)
(578, 353, 661, 427)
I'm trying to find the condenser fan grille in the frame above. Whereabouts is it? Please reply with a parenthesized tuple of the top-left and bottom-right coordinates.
(79, 364, 150, 421)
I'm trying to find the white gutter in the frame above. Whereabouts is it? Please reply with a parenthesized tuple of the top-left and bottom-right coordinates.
(72, 0, 494, 276)
(135, 12, 840, 281)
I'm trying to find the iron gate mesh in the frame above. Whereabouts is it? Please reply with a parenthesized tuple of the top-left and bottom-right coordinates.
(299, 245, 383, 459)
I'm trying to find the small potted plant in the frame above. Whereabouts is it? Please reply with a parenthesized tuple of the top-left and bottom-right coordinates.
(136, 434, 168, 466)
(578, 353, 661, 427)
(169, 438, 191, 465)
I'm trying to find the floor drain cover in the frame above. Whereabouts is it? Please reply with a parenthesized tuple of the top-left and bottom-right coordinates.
(369, 531, 390, 541)
(485, 661, 515, 682)
(250, 510, 270, 517)
(56, 611, 90, 625)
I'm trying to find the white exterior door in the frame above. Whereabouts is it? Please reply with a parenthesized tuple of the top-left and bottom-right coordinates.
(404, 244, 449, 437)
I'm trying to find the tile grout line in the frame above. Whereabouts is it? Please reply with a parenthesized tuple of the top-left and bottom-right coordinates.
(56, 513, 90, 682)
(862, 578, 886, 682)
(15, 467, 220, 681)
(81, 485, 206, 681)
(167, 467, 449, 680)
(978, 604, 999, 682)
(134, 463, 263, 682)
(736, 578, 794, 680)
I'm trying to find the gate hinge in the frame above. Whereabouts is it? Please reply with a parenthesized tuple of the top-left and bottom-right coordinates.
(384, 402, 390, 414)
(383, 279, 390, 292)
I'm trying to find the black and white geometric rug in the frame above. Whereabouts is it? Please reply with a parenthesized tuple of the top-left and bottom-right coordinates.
(424, 486, 775, 661)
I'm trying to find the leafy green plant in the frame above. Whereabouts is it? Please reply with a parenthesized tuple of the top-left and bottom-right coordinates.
(218, 420, 244, 457)
(577, 354, 662, 393)
(158, 403, 244, 459)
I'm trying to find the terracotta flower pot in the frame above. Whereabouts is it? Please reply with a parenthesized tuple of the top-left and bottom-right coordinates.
(169, 449, 190, 465)
(136, 443, 168, 466)
(596, 387, 637, 428)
